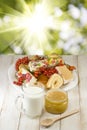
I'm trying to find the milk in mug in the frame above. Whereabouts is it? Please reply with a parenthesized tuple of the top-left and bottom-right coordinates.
(22, 86, 44, 118)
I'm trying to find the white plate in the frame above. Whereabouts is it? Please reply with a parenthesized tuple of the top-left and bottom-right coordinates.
(8, 64, 23, 93)
(8, 64, 78, 92)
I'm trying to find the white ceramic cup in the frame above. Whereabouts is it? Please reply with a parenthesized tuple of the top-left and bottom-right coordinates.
(15, 86, 44, 118)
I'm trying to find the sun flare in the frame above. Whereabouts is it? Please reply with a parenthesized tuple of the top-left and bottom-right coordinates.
(0, 0, 61, 54)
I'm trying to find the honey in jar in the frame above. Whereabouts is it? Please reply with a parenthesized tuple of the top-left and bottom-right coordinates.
(45, 89, 68, 114)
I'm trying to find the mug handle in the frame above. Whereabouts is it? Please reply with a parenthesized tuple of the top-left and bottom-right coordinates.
(15, 95, 26, 115)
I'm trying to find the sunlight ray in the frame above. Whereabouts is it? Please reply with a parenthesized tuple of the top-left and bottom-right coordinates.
(0, 0, 60, 54)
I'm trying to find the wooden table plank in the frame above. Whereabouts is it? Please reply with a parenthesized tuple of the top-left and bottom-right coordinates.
(0, 55, 22, 130)
(0, 90, 21, 130)
(19, 115, 40, 130)
(0, 55, 13, 112)
(60, 56, 81, 130)
(78, 55, 87, 130)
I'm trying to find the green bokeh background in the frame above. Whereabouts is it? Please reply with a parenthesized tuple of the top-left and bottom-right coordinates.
(0, 0, 87, 55)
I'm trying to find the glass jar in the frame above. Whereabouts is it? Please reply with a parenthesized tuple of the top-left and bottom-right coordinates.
(16, 86, 44, 118)
(45, 89, 68, 114)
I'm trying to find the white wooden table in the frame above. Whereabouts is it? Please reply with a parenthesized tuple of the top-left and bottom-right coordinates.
(0, 55, 87, 130)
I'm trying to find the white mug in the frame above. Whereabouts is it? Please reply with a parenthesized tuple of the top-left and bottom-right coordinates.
(15, 86, 44, 118)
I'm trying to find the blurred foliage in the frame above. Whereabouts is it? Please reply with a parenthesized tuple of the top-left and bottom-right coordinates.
(0, 0, 87, 55)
